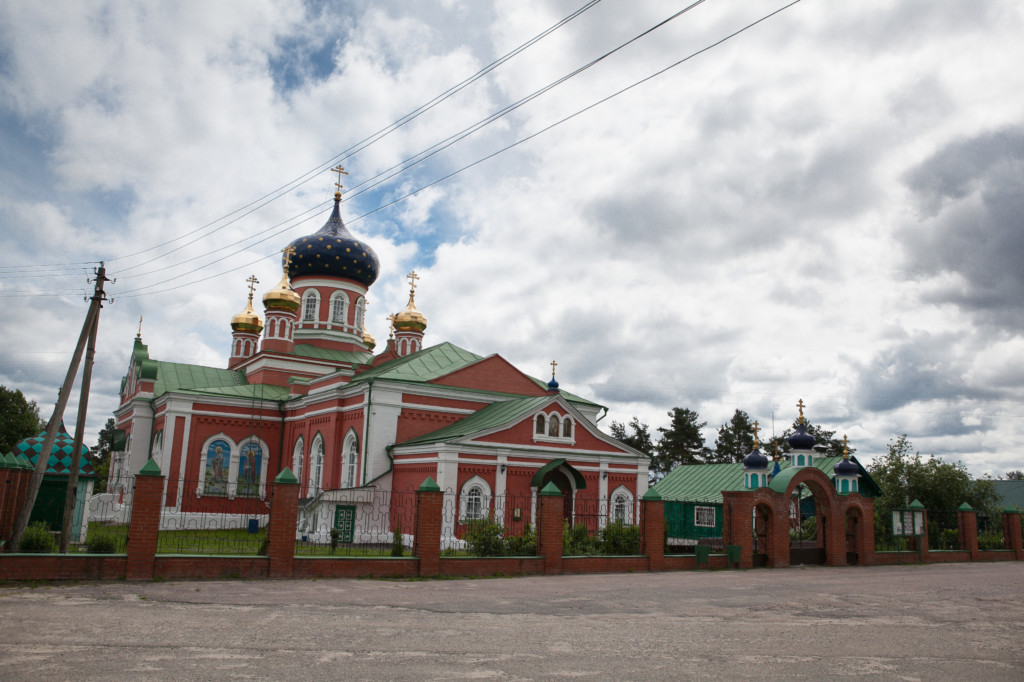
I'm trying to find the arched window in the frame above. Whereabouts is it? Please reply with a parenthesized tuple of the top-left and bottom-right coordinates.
(200, 436, 233, 497)
(535, 414, 545, 434)
(292, 437, 304, 495)
(330, 292, 348, 325)
(311, 434, 324, 495)
(342, 431, 358, 488)
(613, 494, 628, 523)
(302, 290, 319, 322)
(354, 297, 365, 330)
(236, 440, 265, 497)
(562, 417, 573, 438)
(459, 476, 491, 522)
(548, 415, 560, 437)
(608, 485, 634, 525)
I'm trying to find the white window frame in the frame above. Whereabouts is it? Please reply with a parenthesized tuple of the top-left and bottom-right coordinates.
(532, 410, 576, 445)
(354, 296, 365, 330)
(694, 505, 716, 528)
(234, 436, 271, 499)
(196, 433, 236, 498)
(302, 290, 320, 323)
(459, 476, 492, 523)
(329, 292, 349, 326)
(292, 436, 305, 496)
(342, 429, 358, 488)
(608, 485, 634, 525)
(310, 433, 324, 495)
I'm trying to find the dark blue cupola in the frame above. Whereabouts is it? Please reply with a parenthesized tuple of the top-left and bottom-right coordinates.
(546, 360, 560, 393)
(285, 190, 379, 287)
(833, 434, 860, 494)
(742, 421, 769, 489)
(788, 399, 816, 468)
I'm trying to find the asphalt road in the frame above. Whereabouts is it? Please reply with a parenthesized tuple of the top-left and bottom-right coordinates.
(1, 562, 1022, 680)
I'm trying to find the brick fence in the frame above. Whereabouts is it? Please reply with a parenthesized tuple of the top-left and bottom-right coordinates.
(1, 460, 1021, 581)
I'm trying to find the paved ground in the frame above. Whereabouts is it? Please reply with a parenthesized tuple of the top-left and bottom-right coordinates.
(1, 562, 1022, 680)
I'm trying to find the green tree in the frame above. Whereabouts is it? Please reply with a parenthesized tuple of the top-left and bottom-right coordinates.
(652, 408, 710, 477)
(711, 409, 755, 463)
(89, 417, 118, 493)
(869, 435, 1000, 522)
(1004, 470, 1024, 480)
(0, 385, 45, 454)
(609, 417, 655, 457)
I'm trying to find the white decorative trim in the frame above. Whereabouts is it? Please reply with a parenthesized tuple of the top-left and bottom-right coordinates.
(609, 485, 634, 525)
(459, 475, 491, 522)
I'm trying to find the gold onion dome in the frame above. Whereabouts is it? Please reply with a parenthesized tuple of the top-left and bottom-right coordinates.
(231, 297, 264, 333)
(393, 271, 427, 332)
(262, 271, 301, 311)
(363, 323, 377, 350)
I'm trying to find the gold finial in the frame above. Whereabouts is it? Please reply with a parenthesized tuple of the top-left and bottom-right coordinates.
(386, 313, 396, 339)
(753, 420, 760, 449)
(550, 360, 558, 380)
(842, 434, 850, 459)
(796, 398, 806, 425)
(331, 164, 349, 200)
(245, 274, 259, 302)
(281, 246, 296, 276)
(136, 315, 143, 339)
(406, 271, 420, 299)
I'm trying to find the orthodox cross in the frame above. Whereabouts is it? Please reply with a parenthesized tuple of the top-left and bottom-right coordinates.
(752, 420, 760, 448)
(796, 398, 806, 424)
(386, 313, 396, 338)
(332, 165, 349, 198)
(842, 434, 849, 458)
(550, 360, 558, 380)
(407, 270, 420, 295)
(245, 274, 259, 302)
(281, 245, 296, 275)
(136, 315, 143, 339)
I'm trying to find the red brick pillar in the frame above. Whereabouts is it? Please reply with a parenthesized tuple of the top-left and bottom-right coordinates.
(825, 508, 847, 567)
(538, 482, 564, 575)
(642, 489, 665, 571)
(722, 491, 755, 569)
(858, 497, 876, 566)
(957, 503, 979, 560)
(1, 457, 29, 544)
(1002, 510, 1023, 560)
(126, 459, 164, 580)
(267, 468, 299, 579)
(414, 477, 442, 577)
(0, 456, 12, 543)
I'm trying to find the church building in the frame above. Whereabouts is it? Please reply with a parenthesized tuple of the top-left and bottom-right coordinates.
(107, 176, 649, 542)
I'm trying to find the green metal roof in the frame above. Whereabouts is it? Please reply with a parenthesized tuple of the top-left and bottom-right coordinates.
(152, 361, 246, 398)
(993, 480, 1024, 510)
(177, 384, 291, 401)
(397, 395, 552, 447)
(293, 344, 373, 365)
(653, 455, 881, 503)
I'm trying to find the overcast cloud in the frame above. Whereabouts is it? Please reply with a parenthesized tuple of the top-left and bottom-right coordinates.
(1, 0, 1022, 476)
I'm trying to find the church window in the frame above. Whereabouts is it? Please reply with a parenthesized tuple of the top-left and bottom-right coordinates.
(459, 476, 491, 523)
(202, 438, 232, 497)
(237, 441, 263, 497)
(695, 506, 716, 528)
(840, 479, 849, 493)
(311, 434, 324, 495)
(613, 494, 628, 523)
(562, 418, 573, 438)
(354, 297, 365, 330)
(292, 437, 305, 496)
(535, 414, 545, 434)
(608, 485, 634, 525)
(548, 415, 560, 437)
(330, 293, 348, 325)
(302, 290, 320, 322)
(342, 431, 358, 488)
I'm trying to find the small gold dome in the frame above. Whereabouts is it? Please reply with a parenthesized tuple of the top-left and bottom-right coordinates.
(262, 272, 301, 311)
(363, 322, 376, 350)
(393, 295, 427, 332)
(231, 297, 263, 333)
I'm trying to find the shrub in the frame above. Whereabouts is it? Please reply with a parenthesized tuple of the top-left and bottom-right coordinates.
(391, 523, 404, 557)
(563, 521, 597, 555)
(504, 523, 536, 556)
(978, 530, 1004, 550)
(600, 520, 641, 555)
(329, 528, 340, 554)
(465, 515, 506, 556)
(19, 522, 57, 553)
(86, 534, 118, 554)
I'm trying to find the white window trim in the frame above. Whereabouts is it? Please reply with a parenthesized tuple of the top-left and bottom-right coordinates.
(532, 410, 576, 445)
(609, 485, 634, 525)
(459, 476, 492, 523)
(302, 290, 320, 323)
(196, 433, 236, 499)
(695, 505, 716, 528)
(329, 291, 349, 327)
(292, 436, 305, 496)
(342, 429, 359, 489)
(235, 435, 271, 499)
(310, 433, 325, 495)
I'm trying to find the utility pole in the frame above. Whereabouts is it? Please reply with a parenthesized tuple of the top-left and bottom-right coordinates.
(60, 264, 109, 552)
(7, 263, 108, 552)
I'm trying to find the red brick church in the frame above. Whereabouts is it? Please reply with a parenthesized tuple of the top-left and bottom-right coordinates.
(106, 179, 649, 542)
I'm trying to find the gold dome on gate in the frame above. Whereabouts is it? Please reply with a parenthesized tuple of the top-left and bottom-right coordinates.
(392, 271, 427, 332)
(231, 275, 264, 333)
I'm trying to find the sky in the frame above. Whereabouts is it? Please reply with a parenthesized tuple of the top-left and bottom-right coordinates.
(1, 0, 1022, 477)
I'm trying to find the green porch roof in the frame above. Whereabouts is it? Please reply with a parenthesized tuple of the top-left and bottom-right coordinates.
(396, 395, 553, 447)
(652, 455, 881, 503)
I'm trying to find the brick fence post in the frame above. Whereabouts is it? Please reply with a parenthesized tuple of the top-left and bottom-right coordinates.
(538, 482, 563, 575)
(957, 502, 979, 560)
(126, 459, 164, 580)
(858, 497, 876, 566)
(1002, 509, 1023, 560)
(1, 455, 29, 545)
(909, 499, 929, 561)
(267, 468, 298, 579)
(722, 491, 756, 569)
(642, 488, 664, 571)
(0, 455, 12, 543)
(414, 477, 442, 577)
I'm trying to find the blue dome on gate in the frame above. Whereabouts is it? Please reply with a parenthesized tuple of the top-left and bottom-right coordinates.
(12, 424, 95, 477)
(742, 447, 769, 469)
(285, 196, 380, 287)
(834, 456, 859, 476)
(788, 423, 816, 450)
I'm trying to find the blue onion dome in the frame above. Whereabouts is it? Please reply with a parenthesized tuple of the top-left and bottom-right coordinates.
(547, 377, 560, 392)
(12, 423, 94, 477)
(788, 423, 816, 450)
(285, 195, 379, 287)
(743, 447, 769, 469)
(834, 435, 859, 475)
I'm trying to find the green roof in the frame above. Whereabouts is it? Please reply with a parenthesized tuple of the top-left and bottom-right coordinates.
(177, 384, 291, 401)
(152, 361, 246, 398)
(993, 480, 1024, 511)
(293, 344, 373, 365)
(397, 395, 553, 447)
(653, 455, 881, 503)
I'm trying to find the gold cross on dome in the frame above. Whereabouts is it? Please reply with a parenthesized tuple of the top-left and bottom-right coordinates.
(796, 398, 806, 424)
(842, 434, 849, 458)
(137, 315, 143, 339)
(281, 246, 296, 274)
(406, 270, 420, 293)
(550, 360, 558, 379)
(753, 420, 760, 448)
(386, 313, 396, 338)
(331, 165, 349, 197)
(245, 274, 259, 301)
